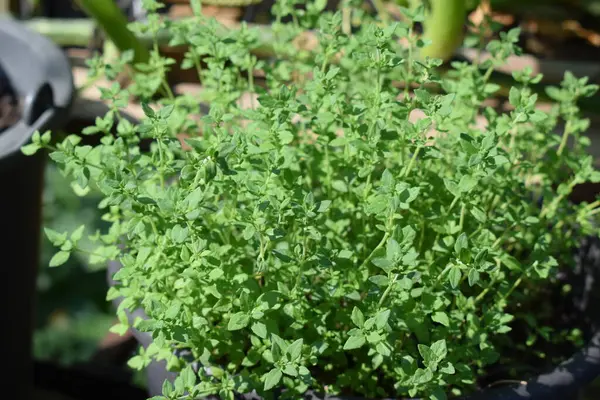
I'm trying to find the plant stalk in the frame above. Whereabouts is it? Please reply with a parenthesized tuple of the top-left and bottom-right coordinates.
(420, 0, 467, 61)
(74, 0, 149, 65)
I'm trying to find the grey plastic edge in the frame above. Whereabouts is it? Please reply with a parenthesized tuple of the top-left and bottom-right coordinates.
(0, 15, 74, 161)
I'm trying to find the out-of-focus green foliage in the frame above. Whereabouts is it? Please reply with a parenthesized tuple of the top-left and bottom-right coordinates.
(34, 164, 112, 365)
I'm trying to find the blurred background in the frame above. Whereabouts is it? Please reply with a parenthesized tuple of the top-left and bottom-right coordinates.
(1, 0, 600, 399)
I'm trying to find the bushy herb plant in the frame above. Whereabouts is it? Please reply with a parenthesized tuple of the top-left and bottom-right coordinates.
(25, 0, 600, 398)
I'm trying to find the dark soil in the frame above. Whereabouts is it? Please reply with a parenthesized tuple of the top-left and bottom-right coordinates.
(0, 62, 22, 133)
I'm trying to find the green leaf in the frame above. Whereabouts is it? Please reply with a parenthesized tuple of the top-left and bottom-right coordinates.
(369, 275, 389, 287)
(375, 309, 390, 329)
(127, 355, 145, 370)
(41, 130, 51, 143)
(329, 137, 347, 147)
(81, 126, 100, 135)
(351, 307, 365, 328)
(162, 380, 173, 397)
(372, 353, 384, 369)
(468, 268, 480, 287)
(440, 361, 455, 374)
(272, 250, 293, 262)
(180, 365, 196, 388)
(70, 225, 86, 242)
(458, 175, 477, 193)
(343, 334, 366, 350)
(287, 339, 303, 361)
(263, 368, 282, 391)
(501, 254, 522, 271)
(227, 312, 250, 331)
(438, 94, 455, 116)
(251, 322, 267, 339)
(331, 180, 348, 192)
(470, 206, 487, 222)
(282, 364, 298, 377)
(314, 0, 327, 11)
(208, 268, 224, 281)
(316, 200, 332, 213)
(430, 387, 447, 400)
(412, 367, 433, 384)
(431, 311, 450, 327)
(418, 344, 433, 364)
(44, 228, 67, 246)
(298, 366, 310, 376)
(21, 143, 41, 156)
(454, 233, 468, 255)
(142, 102, 155, 118)
(49, 251, 70, 267)
(243, 225, 256, 240)
(159, 104, 174, 119)
(386, 238, 401, 261)
(109, 322, 129, 336)
(430, 339, 447, 360)
(165, 302, 181, 319)
(509, 86, 521, 107)
(545, 86, 563, 101)
(170, 224, 189, 244)
(376, 342, 391, 357)
(447, 265, 462, 289)
(372, 257, 394, 272)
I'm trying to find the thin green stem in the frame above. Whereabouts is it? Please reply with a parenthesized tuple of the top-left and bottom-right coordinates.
(404, 27, 413, 101)
(154, 127, 166, 187)
(248, 62, 256, 109)
(378, 274, 398, 307)
(459, 204, 466, 232)
(588, 207, 600, 217)
(162, 80, 175, 100)
(192, 50, 203, 83)
(482, 65, 495, 82)
(474, 285, 490, 304)
(584, 200, 600, 210)
(474, 259, 501, 305)
(557, 120, 572, 156)
(502, 274, 524, 301)
(435, 263, 453, 284)
(446, 195, 460, 216)
(147, 217, 159, 238)
(359, 232, 390, 270)
(402, 145, 422, 177)
(342, 5, 352, 35)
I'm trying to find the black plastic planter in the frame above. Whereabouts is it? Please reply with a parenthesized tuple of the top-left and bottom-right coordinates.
(0, 16, 73, 400)
(107, 235, 600, 400)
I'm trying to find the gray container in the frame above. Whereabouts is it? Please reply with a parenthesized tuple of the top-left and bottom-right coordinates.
(0, 16, 73, 400)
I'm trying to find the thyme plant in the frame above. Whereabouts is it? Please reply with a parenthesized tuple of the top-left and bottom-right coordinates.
(24, 0, 600, 398)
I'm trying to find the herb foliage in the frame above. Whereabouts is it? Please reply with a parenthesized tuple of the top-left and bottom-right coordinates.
(24, 1, 600, 399)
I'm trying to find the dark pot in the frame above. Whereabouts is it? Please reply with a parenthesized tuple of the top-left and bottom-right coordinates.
(34, 360, 149, 400)
(107, 237, 600, 400)
(0, 16, 73, 400)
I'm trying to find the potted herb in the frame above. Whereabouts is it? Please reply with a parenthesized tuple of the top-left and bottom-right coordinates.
(27, 0, 600, 398)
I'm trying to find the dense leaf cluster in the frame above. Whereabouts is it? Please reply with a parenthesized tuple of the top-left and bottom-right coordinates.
(25, 1, 600, 399)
